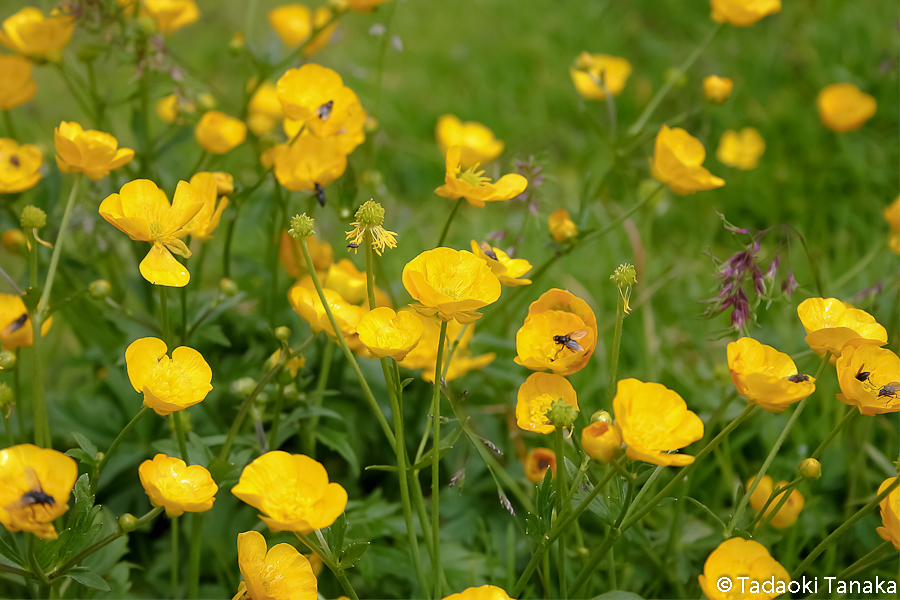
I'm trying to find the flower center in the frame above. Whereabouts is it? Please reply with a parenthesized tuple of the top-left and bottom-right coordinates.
(146, 356, 189, 401)
(529, 393, 557, 427)
(458, 166, 491, 187)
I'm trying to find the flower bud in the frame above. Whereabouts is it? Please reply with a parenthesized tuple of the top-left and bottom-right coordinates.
(278, 368, 294, 386)
(590, 410, 612, 424)
(361, 169, 384, 187)
(289, 214, 316, 239)
(89, 279, 111, 299)
(0, 383, 13, 407)
(581, 421, 622, 464)
(20, 206, 47, 230)
(231, 377, 257, 397)
(364, 116, 379, 134)
(545, 399, 578, 430)
(219, 277, 238, 296)
(664, 67, 687, 88)
(94, 451, 104, 464)
(2, 230, 28, 255)
(118, 513, 138, 533)
(283, 383, 299, 401)
(137, 15, 157, 35)
(799, 457, 821, 480)
(274, 326, 291, 342)
(0, 351, 17, 370)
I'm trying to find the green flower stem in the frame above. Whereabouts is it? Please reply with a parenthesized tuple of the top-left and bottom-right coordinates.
(187, 513, 204, 599)
(606, 289, 627, 409)
(792, 477, 900, 579)
(724, 353, 830, 537)
(170, 515, 179, 599)
(304, 341, 334, 458)
(811, 406, 858, 459)
(14, 350, 23, 444)
(626, 22, 722, 137)
(554, 428, 568, 599)
(294, 530, 360, 600)
(159, 287, 170, 347)
(26, 534, 49, 587)
(222, 200, 243, 278)
(0, 561, 29, 579)
(172, 411, 190, 464)
(4, 412, 13, 446)
(436, 198, 464, 248)
(92, 406, 151, 494)
(834, 541, 893, 581)
(51, 63, 95, 125)
(180, 284, 188, 346)
(429, 320, 448, 599)
(267, 383, 285, 452)
(3, 109, 17, 138)
(299, 238, 396, 451)
(49, 506, 164, 581)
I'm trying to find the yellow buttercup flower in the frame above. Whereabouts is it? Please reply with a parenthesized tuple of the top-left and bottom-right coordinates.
(277, 65, 362, 138)
(435, 146, 528, 208)
(267, 348, 305, 379)
(797, 297, 888, 358)
(324, 259, 368, 304)
(347, 0, 392, 13)
(281, 232, 334, 278)
(288, 280, 365, 341)
(398, 310, 493, 381)
(613, 378, 703, 467)
(716, 127, 765, 170)
(195, 111, 247, 155)
(0, 7, 74, 61)
(516, 372, 578, 434)
(470, 240, 532, 286)
(125, 337, 213, 416)
(0, 294, 52, 350)
(0, 55, 35, 110)
(284, 100, 366, 155)
(0, 444, 77, 539)
(357, 307, 423, 360)
(247, 81, 285, 136)
(514, 289, 598, 376)
(435, 114, 504, 169)
(581, 421, 623, 464)
(702, 75, 733, 103)
(55, 121, 134, 181)
(273, 136, 347, 192)
(233, 530, 318, 600)
(698, 538, 789, 600)
(425, 349, 495, 383)
(569, 52, 632, 100)
(268, 5, 335, 55)
(524, 448, 556, 483)
(746, 475, 804, 528)
(0, 138, 42, 194)
(727, 337, 815, 412)
(886, 196, 900, 254)
(710, 0, 781, 27)
(232, 451, 348, 534)
(142, 0, 200, 35)
(876, 477, 900, 550)
(402, 247, 501, 324)
(651, 125, 725, 195)
(184, 172, 229, 241)
(443, 585, 513, 600)
(817, 83, 876, 133)
(138, 454, 217, 517)
(155, 93, 195, 124)
(835, 338, 900, 416)
(99, 180, 203, 287)
(345, 200, 397, 257)
(548, 208, 578, 242)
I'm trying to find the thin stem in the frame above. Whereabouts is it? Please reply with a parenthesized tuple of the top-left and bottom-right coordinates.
(436, 198, 464, 248)
(3, 109, 17, 138)
(159, 286, 170, 348)
(294, 531, 360, 600)
(554, 427, 567, 598)
(170, 515, 179, 599)
(180, 284, 188, 346)
(187, 513, 204, 599)
(606, 290, 626, 410)
(811, 406, 857, 459)
(304, 341, 333, 458)
(92, 406, 151, 494)
(222, 201, 242, 278)
(791, 477, 900, 579)
(26, 534, 49, 587)
(267, 383, 285, 451)
(749, 477, 802, 533)
(172, 411, 190, 464)
(430, 321, 448, 599)
(834, 541, 892, 580)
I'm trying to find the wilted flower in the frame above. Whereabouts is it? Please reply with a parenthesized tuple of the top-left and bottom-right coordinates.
(876, 477, 900, 550)
(345, 200, 397, 257)
(698, 538, 789, 600)
(797, 297, 887, 358)
(0, 138, 42, 194)
(99, 180, 203, 287)
(435, 146, 528, 207)
(247, 81, 284, 136)
(569, 52, 632, 100)
(702, 75, 733, 103)
(55, 122, 134, 181)
(470, 240, 532, 286)
(357, 307, 423, 360)
(0, 55, 35, 110)
(710, 0, 781, 27)
(195, 111, 247, 154)
(548, 208, 578, 242)
(443, 585, 513, 600)
(273, 136, 347, 192)
(727, 337, 816, 412)
(717, 128, 765, 170)
(817, 83, 877, 133)
(515, 372, 578, 434)
(0, 444, 77, 539)
(139, 454, 217, 517)
(125, 337, 213, 416)
(650, 125, 725, 195)
(885, 196, 900, 254)
(746, 475, 804, 528)
(184, 172, 229, 241)
(402, 248, 501, 323)
(0, 7, 74, 61)
(524, 448, 556, 483)
(142, 0, 201, 35)
(233, 530, 318, 600)
(581, 421, 623, 464)
(514, 289, 597, 376)
(835, 338, 900, 415)
(0, 293, 52, 350)
(613, 379, 703, 467)
(232, 451, 348, 533)
(435, 114, 504, 169)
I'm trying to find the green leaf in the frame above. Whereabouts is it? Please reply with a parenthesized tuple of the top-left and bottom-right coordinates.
(71, 432, 98, 457)
(316, 428, 360, 476)
(69, 569, 112, 592)
(0, 532, 23, 566)
(400, 378, 414, 389)
(325, 513, 347, 555)
(364, 464, 398, 472)
(573, 476, 613, 526)
(196, 324, 231, 347)
(685, 497, 727, 532)
(339, 541, 369, 569)
(66, 448, 96, 468)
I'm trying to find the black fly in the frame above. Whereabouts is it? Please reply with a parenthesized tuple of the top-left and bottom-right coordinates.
(551, 330, 587, 360)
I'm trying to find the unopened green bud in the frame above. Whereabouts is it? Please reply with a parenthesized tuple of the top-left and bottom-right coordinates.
(232, 377, 256, 397)
(229, 32, 245, 54)
(219, 277, 238, 296)
(0, 351, 16, 370)
(546, 399, 578, 430)
(0, 383, 13, 407)
(799, 457, 821, 480)
(289, 214, 315, 239)
(590, 410, 612, 424)
(137, 15, 157, 35)
(89, 279, 111, 299)
(274, 326, 291, 342)
(20, 206, 46, 230)
(118, 513, 138, 533)
(283, 383, 299, 401)
(94, 451, 104, 464)
(278, 368, 294, 386)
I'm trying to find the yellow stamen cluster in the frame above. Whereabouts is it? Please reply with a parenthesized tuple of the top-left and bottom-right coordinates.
(345, 199, 398, 256)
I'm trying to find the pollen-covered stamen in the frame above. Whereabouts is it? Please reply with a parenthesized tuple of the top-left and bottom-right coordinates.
(457, 165, 491, 187)
(316, 100, 334, 121)
(786, 374, 810, 383)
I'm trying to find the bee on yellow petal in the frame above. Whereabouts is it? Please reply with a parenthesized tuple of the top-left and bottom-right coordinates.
(797, 297, 887, 359)
(470, 240, 532, 286)
(716, 127, 765, 170)
(817, 82, 877, 133)
(195, 111, 247, 155)
(0, 7, 75, 62)
(0, 55, 35, 110)
(139, 454, 217, 517)
(650, 125, 724, 195)
(746, 475, 804, 528)
(435, 115, 504, 169)
(125, 337, 213, 415)
(698, 538, 789, 600)
(523, 448, 556, 483)
(232, 530, 318, 600)
(277, 64, 362, 138)
(0, 138, 42, 194)
(435, 146, 528, 208)
(0, 444, 77, 539)
(727, 337, 815, 412)
(569, 52, 632, 100)
(55, 121, 134, 181)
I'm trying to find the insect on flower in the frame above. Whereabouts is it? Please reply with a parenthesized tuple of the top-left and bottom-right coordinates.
(877, 382, 900, 401)
(786, 374, 810, 383)
(347, 242, 359, 249)
(479, 241, 498, 260)
(552, 329, 587, 360)
(1, 313, 27, 337)
(316, 100, 334, 121)
(314, 183, 326, 206)
(855, 364, 871, 383)
(4, 467, 55, 513)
